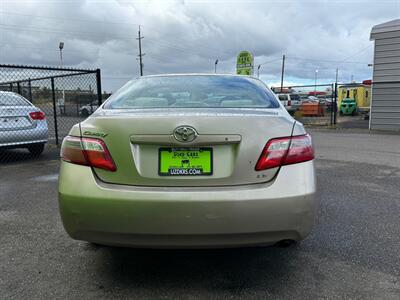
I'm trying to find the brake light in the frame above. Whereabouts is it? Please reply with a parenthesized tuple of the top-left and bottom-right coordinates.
(287, 100, 292, 107)
(29, 111, 46, 120)
(255, 134, 314, 171)
(60, 136, 116, 172)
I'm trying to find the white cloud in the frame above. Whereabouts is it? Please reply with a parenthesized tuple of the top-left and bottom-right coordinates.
(0, 0, 399, 91)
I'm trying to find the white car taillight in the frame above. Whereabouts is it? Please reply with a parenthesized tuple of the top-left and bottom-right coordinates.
(60, 136, 116, 172)
(255, 134, 314, 171)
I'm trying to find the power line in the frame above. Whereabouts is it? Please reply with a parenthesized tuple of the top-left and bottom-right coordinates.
(0, 43, 97, 54)
(145, 38, 230, 58)
(339, 44, 372, 63)
(0, 23, 138, 41)
(0, 22, 230, 59)
(286, 56, 370, 65)
(0, 10, 231, 57)
(258, 57, 282, 66)
(0, 11, 142, 27)
(0, 11, 256, 61)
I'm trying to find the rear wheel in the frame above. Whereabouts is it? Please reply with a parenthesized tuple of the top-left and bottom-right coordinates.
(28, 143, 45, 156)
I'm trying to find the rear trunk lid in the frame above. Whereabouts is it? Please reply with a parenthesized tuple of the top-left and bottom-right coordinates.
(80, 108, 295, 187)
(0, 106, 35, 131)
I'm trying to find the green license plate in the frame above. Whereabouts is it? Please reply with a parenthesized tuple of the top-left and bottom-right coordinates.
(158, 147, 213, 176)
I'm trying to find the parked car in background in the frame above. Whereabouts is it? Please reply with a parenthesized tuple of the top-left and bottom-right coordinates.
(304, 96, 331, 105)
(276, 93, 301, 113)
(59, 74, 316, 248)
(79, 101, 99, 117)
(0, 91, 48, 156)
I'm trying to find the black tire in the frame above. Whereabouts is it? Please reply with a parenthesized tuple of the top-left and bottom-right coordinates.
(28, 143, 45, 157)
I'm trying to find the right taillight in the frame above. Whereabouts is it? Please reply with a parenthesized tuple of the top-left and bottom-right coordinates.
(287, 100, 292, 107)
(255, 134, 314, 171)
(60, 136, 116, 172)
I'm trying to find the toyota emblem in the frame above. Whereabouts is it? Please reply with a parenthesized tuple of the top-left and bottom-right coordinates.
(173, 126, 198, 142)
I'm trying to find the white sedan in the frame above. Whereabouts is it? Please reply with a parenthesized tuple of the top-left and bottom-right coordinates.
(0, 91, 48, 156)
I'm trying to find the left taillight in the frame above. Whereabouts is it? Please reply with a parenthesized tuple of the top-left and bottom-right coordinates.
(60, 136, 117, 172)
(29, 111, 46, 120)
(255, 134, 314, 171)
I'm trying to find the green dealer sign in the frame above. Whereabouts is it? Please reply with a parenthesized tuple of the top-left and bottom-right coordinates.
(236, 51, 254, 75)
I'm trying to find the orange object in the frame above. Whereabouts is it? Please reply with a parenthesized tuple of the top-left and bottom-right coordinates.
(301, 103, 324, 116)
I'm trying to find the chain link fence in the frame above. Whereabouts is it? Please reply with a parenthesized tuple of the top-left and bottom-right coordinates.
(0, 64, 103, 163)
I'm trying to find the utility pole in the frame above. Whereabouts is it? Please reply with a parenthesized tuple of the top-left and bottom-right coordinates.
(59, 42, 65, 114)
(280, 54, 285, 92)
(214, 59, 219, 73)
(334, 67, 339, 125)
(137, 25, 145, 76)
(335, 68, 339, 85)
(257, 64, 261, 78)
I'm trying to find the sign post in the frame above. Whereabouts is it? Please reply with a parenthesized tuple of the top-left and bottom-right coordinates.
(236, 51, 254, 75)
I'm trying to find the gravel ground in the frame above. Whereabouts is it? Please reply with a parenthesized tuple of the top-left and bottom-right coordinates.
(0, 128, 399, 299)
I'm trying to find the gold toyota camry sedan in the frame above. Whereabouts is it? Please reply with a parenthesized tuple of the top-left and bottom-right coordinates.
(58, 74, 317, 248)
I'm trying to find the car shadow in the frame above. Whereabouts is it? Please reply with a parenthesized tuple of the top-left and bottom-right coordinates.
(0, 148, 59, 164)
(91, 244, 301, 295)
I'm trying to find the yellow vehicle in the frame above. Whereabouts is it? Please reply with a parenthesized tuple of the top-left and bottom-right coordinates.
(338, 83, 371, 113)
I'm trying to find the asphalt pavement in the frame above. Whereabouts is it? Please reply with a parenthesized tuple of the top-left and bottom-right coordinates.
(1, 128, 399, 299)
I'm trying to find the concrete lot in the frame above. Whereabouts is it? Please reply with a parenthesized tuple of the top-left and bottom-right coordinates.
(1, 128, 399, 299)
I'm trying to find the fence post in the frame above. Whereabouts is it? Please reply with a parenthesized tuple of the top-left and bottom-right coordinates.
(330, 83, 334, 125)
(17, 82, 21, 94)
(28, 79, 32, 101)
(51, 78, 59, 146)
(9, 83, 13, 92)
(96, 69, 102, 106)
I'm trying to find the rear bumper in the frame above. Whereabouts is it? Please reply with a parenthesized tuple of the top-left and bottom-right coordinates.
(58, 160, 317, 248)
(0, 123, 48, 147)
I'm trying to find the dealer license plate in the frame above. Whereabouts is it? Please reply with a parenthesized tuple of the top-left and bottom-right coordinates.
(158, 147, 213, 176)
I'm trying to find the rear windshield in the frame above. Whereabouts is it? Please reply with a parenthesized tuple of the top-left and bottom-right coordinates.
(104, 75, 280, 109)
(0, 93, 31, 107)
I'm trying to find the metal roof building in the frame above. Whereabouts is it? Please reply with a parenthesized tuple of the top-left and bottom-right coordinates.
(370, 19, 400, 131)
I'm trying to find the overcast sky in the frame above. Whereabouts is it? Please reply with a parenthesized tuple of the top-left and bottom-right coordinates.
(1, 0, 399, 91)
